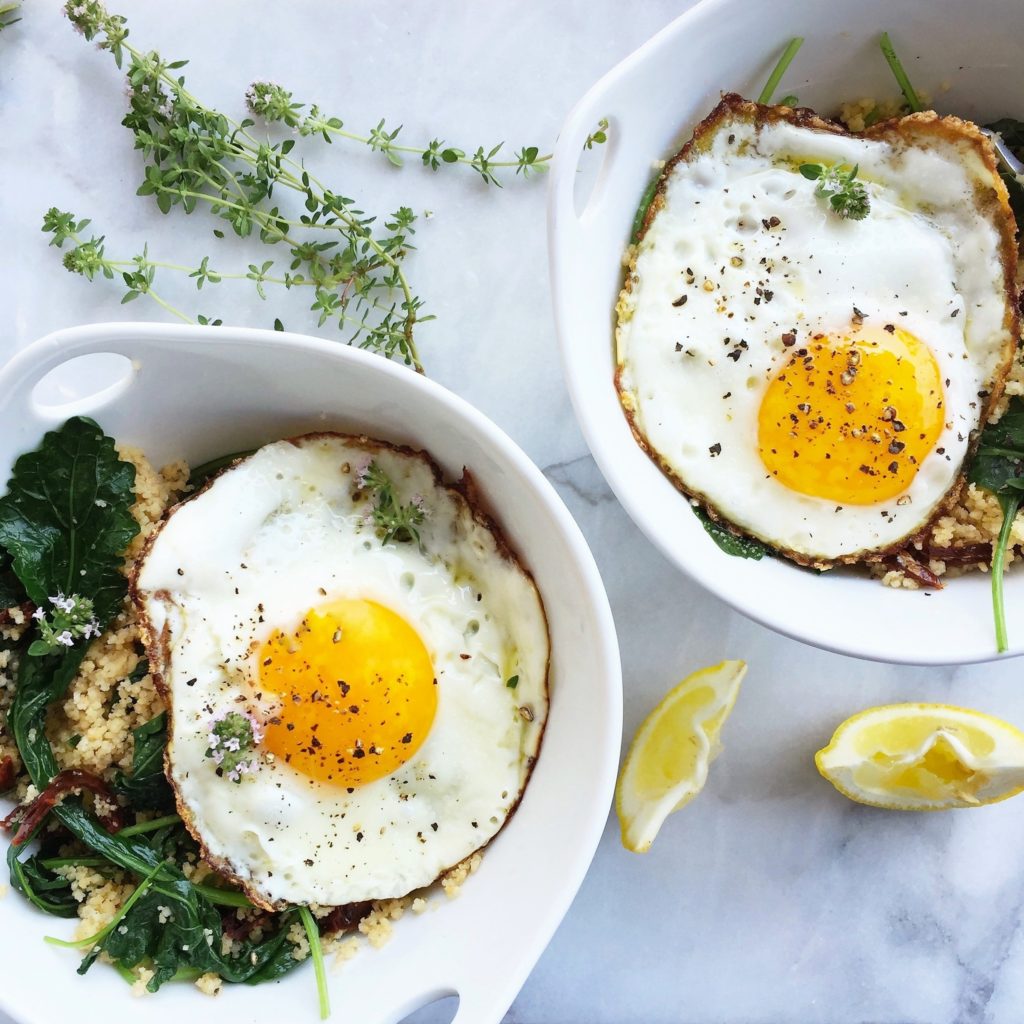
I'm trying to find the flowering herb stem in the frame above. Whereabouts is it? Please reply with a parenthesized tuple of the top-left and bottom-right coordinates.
(298, 905, 330, 1021)
(879, 32, 923, 113)
(757, 37, 804, 105)
(44, 209, 407, 334)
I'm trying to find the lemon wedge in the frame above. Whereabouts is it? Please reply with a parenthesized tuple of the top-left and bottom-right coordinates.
(815, 703, 1024, 810)
(616, 660, 747, 852)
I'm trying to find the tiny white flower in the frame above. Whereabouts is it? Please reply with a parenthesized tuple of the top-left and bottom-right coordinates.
(32, 607, 45, 622)
(55, 630, 75, 647)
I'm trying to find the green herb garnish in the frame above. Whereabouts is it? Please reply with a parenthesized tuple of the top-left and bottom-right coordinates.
(879, 31, 923, 113)
(62, 0, 426, 368)
(27, 594, 100, 657)
(692, 506, 768, 560)
(757, 37, 805, 105)
(246, 80, 554, 186)
(968, 397, 1024, 652)
(799, 163, 870, 220)
(206, 710, 262, 783)
(506, 675, 519, 690)
(585, 118, 610, 150)
(359, 461, 426, 546)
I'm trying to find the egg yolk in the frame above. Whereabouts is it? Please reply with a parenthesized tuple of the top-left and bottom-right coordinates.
(757, 325, 945, 504)
(258, 599, 436, 787)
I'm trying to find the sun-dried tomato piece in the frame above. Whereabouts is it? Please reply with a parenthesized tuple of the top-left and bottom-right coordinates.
(0, 768, 125, 845)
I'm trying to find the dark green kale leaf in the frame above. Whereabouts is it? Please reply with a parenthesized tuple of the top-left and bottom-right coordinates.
(693, 505, 768, 560)
(112, 706, 175, 811)
(985, 118, 1024, 225)
(0, 416, 138, 627)
(0, 550, 27, 609)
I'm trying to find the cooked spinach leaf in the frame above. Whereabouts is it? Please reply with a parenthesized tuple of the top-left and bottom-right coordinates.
(968, 397, 1024, 652)
(113, 708, 175, 811)
(8, 846, 78, 918)
(79, 878, 302, 991)
(187, 448, 254, 490)
(693, 505, 768, 560)
(985, 118, 1024, 225)
(0, 416, 138, 626)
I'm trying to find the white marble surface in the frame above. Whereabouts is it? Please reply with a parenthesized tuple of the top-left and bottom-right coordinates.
(4, 3, 1024, 1023)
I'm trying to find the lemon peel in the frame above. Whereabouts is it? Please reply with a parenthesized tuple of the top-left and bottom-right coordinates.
(816, 703, 1024, 811)
(616, 660, 746, 852)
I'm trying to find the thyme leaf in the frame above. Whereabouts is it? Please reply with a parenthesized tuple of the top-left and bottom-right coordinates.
(358, 461, 426, 547)
(246, 80, 559, 185)
(799, 163, 870, 220)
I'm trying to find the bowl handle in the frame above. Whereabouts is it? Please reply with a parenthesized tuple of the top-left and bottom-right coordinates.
(0, 327, 144, 429)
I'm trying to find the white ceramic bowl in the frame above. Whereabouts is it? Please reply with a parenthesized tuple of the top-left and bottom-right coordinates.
(549, 0, 1024, 665)
(0, 322, 621, 1024)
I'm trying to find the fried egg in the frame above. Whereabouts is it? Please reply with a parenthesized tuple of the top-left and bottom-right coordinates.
(616, 95, 1019, 565)
(132, 435, 549, 909)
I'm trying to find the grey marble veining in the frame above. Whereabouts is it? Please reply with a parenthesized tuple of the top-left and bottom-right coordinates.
(3, 3, 1024, 1023)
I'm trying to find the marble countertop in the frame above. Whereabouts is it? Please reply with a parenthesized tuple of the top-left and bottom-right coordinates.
(4, 3, 1024, 1023)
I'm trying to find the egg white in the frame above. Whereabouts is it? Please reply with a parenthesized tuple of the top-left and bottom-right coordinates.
(617, 100, 1016, 563)
(133, 435, 548, 908)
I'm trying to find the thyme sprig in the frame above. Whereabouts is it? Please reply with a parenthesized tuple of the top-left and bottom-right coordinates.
(63, 0, 426, 368)
(28, 594, 100, 657)
(585, 118, 609, 150)
(799, 163, 870, 220)
(44, 207, 410, 335)
(246, 81, 550, 187)
(358, 461, 426, 547)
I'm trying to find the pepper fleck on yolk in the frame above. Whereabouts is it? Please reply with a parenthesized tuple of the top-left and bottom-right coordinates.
(757, 325, 945, 504)
(258, 599, 436, 787)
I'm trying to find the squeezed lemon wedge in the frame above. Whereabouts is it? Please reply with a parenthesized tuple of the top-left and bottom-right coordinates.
(815, 703, 1024, 810)
(616, 660, 747, 852)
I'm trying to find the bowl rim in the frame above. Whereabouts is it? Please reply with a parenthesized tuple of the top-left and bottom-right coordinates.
(547, 1, 1024, 667)
(0, 320, 624, 1024)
